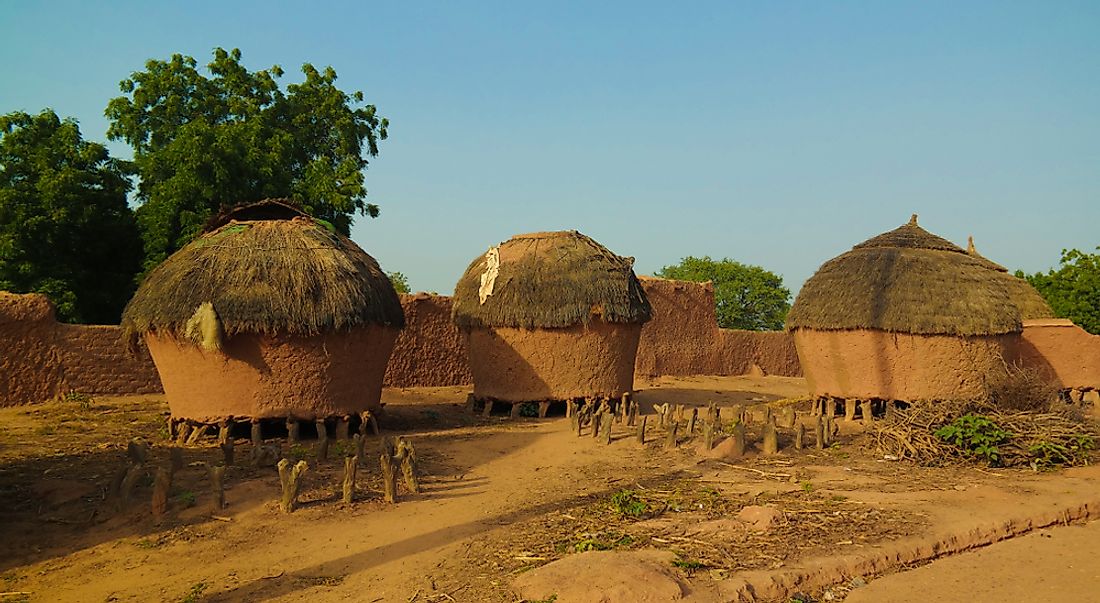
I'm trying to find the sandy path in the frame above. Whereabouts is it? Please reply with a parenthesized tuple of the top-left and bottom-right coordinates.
(844, 520, 1100, 603)
(18, 419, 649, 602)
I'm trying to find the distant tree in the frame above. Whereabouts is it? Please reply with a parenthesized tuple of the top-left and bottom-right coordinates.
(0, 110, 142, 323)
(1017, 248, 1100, 334)
(655, 256, 791, 330)
(106, 48, 389, 272)
(388, 271, 410, 294)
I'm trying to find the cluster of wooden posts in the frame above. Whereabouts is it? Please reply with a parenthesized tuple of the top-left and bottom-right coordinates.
(549, 394, 892, 456)
(112, 410, 423, 519)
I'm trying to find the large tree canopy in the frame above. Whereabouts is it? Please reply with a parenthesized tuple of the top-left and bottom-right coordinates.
(0, 110, 141, 323)
(655, 256, 791, 331)
(106, 47, 388, 271)
(1018, 248, 1100, 335)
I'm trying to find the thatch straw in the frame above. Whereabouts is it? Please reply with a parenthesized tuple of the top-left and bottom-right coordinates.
(786, 216, 1023, 336)
(122, 199, 404, 342)
(452, 230, 652, 330)
(966, 236, 1055, 320)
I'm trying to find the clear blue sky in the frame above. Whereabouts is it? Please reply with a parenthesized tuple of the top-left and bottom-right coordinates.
(2, 1, 1098, 295)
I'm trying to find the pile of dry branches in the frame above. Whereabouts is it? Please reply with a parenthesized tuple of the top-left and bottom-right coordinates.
(871, 398, 1096, 468)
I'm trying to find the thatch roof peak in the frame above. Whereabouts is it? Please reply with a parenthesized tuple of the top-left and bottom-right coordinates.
(122, 201, 404, 343)
(965, 236, 1055, 320)
(786, 217, 1023, 336)
(452, 230, 651, 330)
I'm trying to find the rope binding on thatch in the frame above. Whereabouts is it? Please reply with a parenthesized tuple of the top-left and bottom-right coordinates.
(121, 199, 405, 345)
(452, 230, 652, 330)
(786, 215, 1025, 336)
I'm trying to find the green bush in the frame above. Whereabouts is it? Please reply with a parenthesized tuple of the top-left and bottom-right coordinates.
(934, 414, 1011, 465)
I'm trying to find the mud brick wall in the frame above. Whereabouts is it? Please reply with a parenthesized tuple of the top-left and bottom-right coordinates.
(634, 277, 802, 378)
(0, 293, 64, 407)
(55, 324, 161, 395)
(384, 293, 472, 387)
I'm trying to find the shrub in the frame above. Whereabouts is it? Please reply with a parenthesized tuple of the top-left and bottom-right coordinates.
(934, 414, 1012, 465)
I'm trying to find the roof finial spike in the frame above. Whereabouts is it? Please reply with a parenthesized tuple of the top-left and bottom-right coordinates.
(967, 235, 976, 255)
(909, 213, 918, 226)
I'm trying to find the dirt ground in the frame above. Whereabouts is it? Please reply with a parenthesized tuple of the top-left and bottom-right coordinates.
(0, 375, 1097, 603)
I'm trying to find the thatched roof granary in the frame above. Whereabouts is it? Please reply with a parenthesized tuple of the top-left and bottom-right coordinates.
(122, 199, 404, 423)
(452, 231, 651, 403)
(786, 215, 1024, 401)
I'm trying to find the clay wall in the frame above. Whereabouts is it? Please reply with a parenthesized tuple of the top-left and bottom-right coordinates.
(55, 324, 161, 396)
(1012, 320, 1100, 390)
(0, 293, 64, 407)
(384, 294, 471, 387)
(634, 277, 802, 378)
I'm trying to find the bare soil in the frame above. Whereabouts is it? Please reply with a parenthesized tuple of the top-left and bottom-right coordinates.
(0, 375, 1096, 603)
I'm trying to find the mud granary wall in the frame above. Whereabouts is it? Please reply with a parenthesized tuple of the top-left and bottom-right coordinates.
(2, 281, 802, 406)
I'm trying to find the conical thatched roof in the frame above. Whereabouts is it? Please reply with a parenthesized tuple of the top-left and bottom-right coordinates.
(966, 236, 1055, 320)
(786, 216, 1023, 336)
(122, 199, 404, 343)
(452, 230, 652, 330)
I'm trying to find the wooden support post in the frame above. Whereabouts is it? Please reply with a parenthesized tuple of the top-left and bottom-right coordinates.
(359, 410, 378, 436)
(844, 399, 857, 422)
(664, 421, 678, 448)
(571, 410, 580, 435)
(220, 438, 234, 466)
(166, 416, 176, 441)
(251, 420, 262, 446)
(824, 414, 835, 446)
(592, 410, 602, 439)
(316, 419, 329, 462)
(795, 423, 805, 451)
(538, 401, 550, 419)
(509, 402, 522, 419)
(620, 392, 631, 423)
(566, 399, 575, 418)
(636, 416, 647, 444)
(120, 463, 143, 507)
(186, 424, 210, 445)
(286, 417, 299, 444)
(675, 404, 685, 423)
(481, 399, 494, 417)
(342, 455, 358, 504)
(217, 420, 230, 446)
(353, 434, 367, 466)
(175, 423, 192, 445)
(703, 419, 715, 451)
(336, 416, 351, 441)
(730, 421, 746, 457)
(395, 437, 420, 494)
(380, 453, 398, 503)
(825, 398, 837, 420)
(277, 459, 308, 513)
(127, 438, 150, 465)
(628, 401, 638, 427)
(169, 447, 184, 478)
(209, 464, 226, 511)
(861, 400, 874, 425)
(152, 466, 170, 519)
(784, 407, 796, 429)
(762, 417, 778, 455)
(602, 411, 613, 445)
(465, 393, 477, 414)
(687, 408, 698, 435)
(815, 415, 825, 450)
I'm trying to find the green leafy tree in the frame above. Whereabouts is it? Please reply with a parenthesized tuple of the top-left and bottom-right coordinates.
(655, 256, 791, 330)
(106, 48, 388, 271)
(387, 271, 410, 294)
(1018, 248, 1100, 334)
(0, 110, 142, 323)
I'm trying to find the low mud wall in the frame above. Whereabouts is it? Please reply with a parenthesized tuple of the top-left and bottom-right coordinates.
(384, 294, 471, 387)
(634, 277, 803, 379)
(1012, 319, 1100, 390)
(0, 293, 160, 406)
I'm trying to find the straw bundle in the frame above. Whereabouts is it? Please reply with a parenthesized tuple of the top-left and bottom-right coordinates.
(452, 230, 651, 330)
(122, 199, 404, 343)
